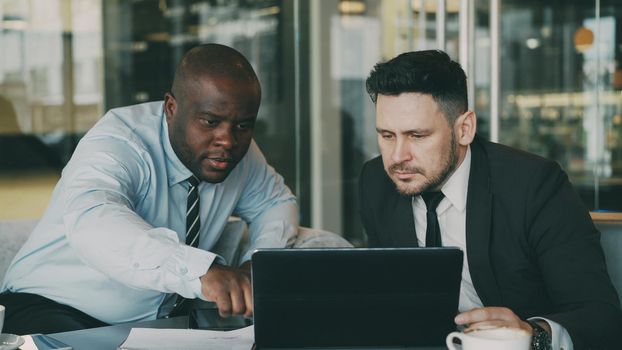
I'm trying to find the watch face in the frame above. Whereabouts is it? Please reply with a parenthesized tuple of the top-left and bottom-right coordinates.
(529, 321, 552, 350)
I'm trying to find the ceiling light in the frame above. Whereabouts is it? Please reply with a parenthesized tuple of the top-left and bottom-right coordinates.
(526, 38, 540, 49)
(574, 26, 594, 53)
(339, 0, 366, 15)
(1, 19, 28, 31)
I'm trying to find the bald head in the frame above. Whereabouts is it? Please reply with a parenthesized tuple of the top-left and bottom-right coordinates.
(171, 43, 260, 100)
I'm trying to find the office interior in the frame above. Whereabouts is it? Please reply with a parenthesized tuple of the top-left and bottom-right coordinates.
(0, 0, 621, 246)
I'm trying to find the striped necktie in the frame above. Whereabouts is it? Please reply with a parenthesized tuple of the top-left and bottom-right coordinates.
(157, 175, 202, 319)
(186, 176, 200, 248)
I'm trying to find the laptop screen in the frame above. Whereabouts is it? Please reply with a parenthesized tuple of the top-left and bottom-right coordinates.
(251, 247, 463, 349)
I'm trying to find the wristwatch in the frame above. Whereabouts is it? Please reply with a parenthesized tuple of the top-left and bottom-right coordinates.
(528, 320, 552, 350)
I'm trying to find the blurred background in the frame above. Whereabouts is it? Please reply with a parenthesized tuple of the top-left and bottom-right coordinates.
(1, 0, 621, 245)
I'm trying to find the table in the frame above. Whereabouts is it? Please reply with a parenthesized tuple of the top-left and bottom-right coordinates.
(47, 317, 446, 350)
(48, 316, 188, 350)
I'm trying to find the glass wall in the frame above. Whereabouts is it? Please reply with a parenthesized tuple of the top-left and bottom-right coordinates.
(0, 0, 620, 243)
(101, 0, 301, 209)
(0, 0, 303, 220)
(103, 0, 298, 197)
(497, 0, 622, 211)
(306, 0, 465, 244)
(309, 0, 622, 244)
(0, 0, 102, 219)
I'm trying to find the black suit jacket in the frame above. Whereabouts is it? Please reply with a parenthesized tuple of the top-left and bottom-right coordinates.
(359, 135, 622, 349)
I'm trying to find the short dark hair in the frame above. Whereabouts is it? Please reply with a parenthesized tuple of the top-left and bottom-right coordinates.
(172, 43, 260, 100)
(366, 50, 467, 124)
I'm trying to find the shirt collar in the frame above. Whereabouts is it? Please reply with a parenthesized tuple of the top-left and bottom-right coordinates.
(160, 103, 194, 187)
(439, 145, 471, 213)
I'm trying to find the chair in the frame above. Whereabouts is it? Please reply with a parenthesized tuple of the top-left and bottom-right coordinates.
(219, 218, 353, 266)
(595, 218, 622, 305)
(0, 219, 38, 283)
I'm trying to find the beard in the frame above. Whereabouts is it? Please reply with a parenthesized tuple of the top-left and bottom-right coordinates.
(389, 135, 459, 196)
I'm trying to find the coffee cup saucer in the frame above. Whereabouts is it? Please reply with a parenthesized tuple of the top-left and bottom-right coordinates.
(0, 333, 24, 350)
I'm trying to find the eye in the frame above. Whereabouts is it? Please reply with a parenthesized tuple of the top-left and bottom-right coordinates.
(236, 121, 255, 130)
(410, 133, 426, 139)
(200, 118, 218, 127)
(381, 133, 394, 140)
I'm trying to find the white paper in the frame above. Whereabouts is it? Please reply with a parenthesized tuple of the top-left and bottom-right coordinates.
(117, 326, 254, 350)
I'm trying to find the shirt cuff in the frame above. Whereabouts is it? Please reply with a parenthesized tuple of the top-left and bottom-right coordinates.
(177, 245, 217, 299)
(185, 248, 227, 301)
(528, 317, 574, 350)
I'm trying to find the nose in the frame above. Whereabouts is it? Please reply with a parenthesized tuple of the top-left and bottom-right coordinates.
(391, 138, 411, 164)
(214, 125, 237, 149)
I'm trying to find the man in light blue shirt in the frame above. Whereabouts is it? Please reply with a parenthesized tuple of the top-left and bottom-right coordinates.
(0, 44, 298, 334)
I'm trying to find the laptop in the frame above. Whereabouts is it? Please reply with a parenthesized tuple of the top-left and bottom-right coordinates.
(251, 247, 463, 349)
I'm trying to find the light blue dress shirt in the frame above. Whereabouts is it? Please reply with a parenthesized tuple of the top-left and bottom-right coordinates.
(1, 101, 298, 324)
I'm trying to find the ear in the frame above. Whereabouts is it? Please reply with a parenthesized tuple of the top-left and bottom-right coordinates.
(163, 92, 177, 123)
(454, 111, 477, 146)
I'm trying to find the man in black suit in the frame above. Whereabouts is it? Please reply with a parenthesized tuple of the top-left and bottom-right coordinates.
(359, 50, 622, 349)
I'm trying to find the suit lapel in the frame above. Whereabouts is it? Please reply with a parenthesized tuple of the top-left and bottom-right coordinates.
(466, 137, 502, 306)
(383, 189, 419, 247)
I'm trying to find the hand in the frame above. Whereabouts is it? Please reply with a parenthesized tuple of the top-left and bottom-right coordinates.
(454, 307, 533, 334)
(200, 263, 253, 318)
(239, 260, 251, 273)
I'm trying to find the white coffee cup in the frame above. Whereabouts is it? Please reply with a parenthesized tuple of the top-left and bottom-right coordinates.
(446, 327, 531, 350)
(0, 304, 4, 334)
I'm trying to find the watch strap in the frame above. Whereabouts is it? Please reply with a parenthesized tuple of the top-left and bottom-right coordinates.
(528, 320, 552, 350)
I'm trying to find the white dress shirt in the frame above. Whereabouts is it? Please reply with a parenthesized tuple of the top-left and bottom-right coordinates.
(1, 101, 298, 324)
(412, 146, 572, 350)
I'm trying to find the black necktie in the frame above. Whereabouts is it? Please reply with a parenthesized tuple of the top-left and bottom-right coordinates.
(186, 176, 200, 247)
(421, 191, 444, 247)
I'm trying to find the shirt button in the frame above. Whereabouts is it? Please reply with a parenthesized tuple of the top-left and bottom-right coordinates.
(133, 263, 140, 269)
(179, 266, 188, 275)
